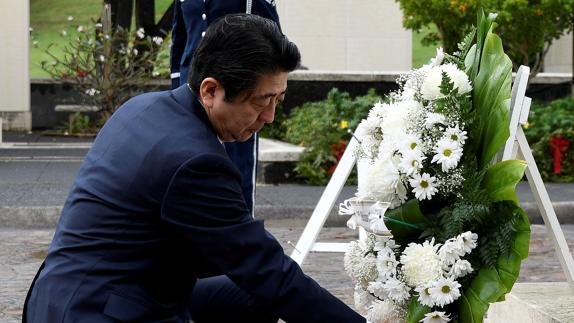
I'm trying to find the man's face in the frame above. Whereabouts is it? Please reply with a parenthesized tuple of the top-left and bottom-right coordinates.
(205, 72, 288, 142)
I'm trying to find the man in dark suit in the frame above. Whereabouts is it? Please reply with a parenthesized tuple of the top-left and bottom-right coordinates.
(24, 14, 365, 323)
(171, 0, 282, 217)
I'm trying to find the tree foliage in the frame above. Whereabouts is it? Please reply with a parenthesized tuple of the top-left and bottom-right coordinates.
(396, 0, 574, 75)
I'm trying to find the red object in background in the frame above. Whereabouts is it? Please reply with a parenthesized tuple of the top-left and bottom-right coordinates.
(76, 70, 89, 78)
(328, 139, 347, 174)
(549, 136, 570, 174)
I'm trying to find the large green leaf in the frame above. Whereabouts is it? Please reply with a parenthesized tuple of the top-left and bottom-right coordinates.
(458, 207, 530, 322)
(385, 199, 429, 243)
(472, 28, 513, 168)
(406, 298, 431, 323)
(482, 160, 527, 204)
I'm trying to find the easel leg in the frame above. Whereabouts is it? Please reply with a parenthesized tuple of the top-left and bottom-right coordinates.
(516, 127, 574, 290)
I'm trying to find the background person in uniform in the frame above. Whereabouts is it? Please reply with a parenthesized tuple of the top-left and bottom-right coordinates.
(171, 0, 280, 217)
(24, 14, 366, 323)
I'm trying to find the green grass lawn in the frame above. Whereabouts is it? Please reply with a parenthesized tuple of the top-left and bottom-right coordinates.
(30, 0, 437, 77)
(30, 0, 172, 77)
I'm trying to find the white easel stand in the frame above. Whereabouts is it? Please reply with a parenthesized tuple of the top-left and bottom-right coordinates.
(290, 66, 574, 292)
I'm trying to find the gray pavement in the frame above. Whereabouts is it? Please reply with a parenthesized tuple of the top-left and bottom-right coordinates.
(1, 223, 573, 323)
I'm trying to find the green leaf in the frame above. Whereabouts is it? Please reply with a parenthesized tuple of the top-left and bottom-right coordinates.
(459, 207, 530, 323)
(482, 160, 527, 204)
(472, 29, 513, 168)
(458, 268, 507, 323)
(406, 298, 431, 323)
(385, 199, 429, 243)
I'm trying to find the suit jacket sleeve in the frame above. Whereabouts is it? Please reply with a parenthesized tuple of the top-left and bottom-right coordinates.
(170, 0, 186, 89)
(161, 153, 365, 323)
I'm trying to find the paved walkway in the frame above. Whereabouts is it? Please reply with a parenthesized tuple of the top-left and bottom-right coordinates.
(1, 222, 573, 323)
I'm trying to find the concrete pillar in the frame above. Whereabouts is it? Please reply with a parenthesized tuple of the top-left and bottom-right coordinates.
(0, 1, 31, 131)
(276, 0, 411, 72)
(545, 32, 573, 74)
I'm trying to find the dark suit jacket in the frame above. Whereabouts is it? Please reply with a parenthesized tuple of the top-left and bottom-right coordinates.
(24, 85, 364, 322)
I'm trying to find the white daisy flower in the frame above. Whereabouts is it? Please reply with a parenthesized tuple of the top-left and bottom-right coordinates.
(60, 30, 68, 37)
(400, 239, 443, 287)
(420, 311, 451, 323)
(136, 27, 145, 39)
(415, 283, 435, 307)
(99, 55, 105, 62)
(399, 150, 426, 176)
(444, 125, 468, 146)
(459, 231, 478, 254)
(383, 277, 411, 304)
(409, 173, 438, 201)
(425, 112, 446, 129)
(67, 16, 74, 21)
(77, 26, 84, 33)
(438, 238, 464, 265)
(431, 138, 463, 172)
(133, 48, 139, 55)
(428, 277, 461, 307)
(449, 259, 473, 279)
(399, 133, 424, 154)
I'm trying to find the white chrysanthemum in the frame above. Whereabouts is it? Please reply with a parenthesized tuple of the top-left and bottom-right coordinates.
(438, 238, 464, 265)
(420, 311, 451, 323)
(381, 100, 422, 141)
(399, 133, 424, 154)
(367, 299, 406, 323)
(344, 242, 379, 286)
(399, 150, 426, 176)
(367, 281, 388, 299)
(428, 277, 462, 307)
(355, 285, 375, 315)
(401, 87, 416, 100)
(368, 101, 386, 119)
(441, 63, 473, 95)
(376, 252, 398, 279)
(358, 159, 400, 202)
(400, 239, 443, 287)
(459, 231, 478, 254)
(415, 283, 435, 307)
(449, 259, 473, 279)
(420, 63, 472, 100)
(431, 139, 463, 172)
(382, 277, 411, 304)
(425, 112, 446, 129)
(409, 173, 438, 201)
(444, 125, 468, 146)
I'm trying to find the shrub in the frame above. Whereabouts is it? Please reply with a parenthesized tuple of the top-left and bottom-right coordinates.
(283, 88, 382, 184)
(525, 97, 574, 182)
(38, 15, 168, 134)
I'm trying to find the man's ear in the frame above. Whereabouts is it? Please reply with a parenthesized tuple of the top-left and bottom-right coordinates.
(199, 77, 221, 108)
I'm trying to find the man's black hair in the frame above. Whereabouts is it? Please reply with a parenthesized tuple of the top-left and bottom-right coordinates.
(189, 13, 301, 102)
